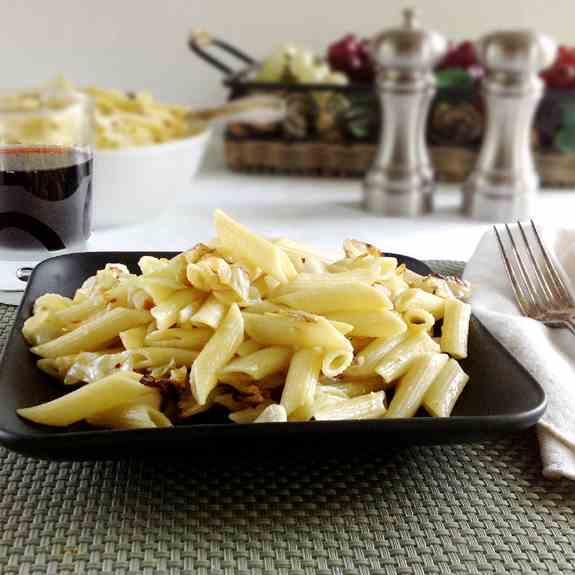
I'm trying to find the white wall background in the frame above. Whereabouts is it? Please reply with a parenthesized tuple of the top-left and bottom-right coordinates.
(2, 0, 574, 107)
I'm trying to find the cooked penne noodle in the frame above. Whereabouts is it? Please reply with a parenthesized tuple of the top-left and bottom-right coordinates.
(403, 308, 435, 333)
(88, 404, 173, 429)
(188, 294, 227, 329)
(423, 358, 469, 417)
(119, 325, 148, 350)
(31, 308, 152, 359)
(214, 209, 296, 283)
(321, 349, 354, 378)
(319, 378, 387, 398)
(220, 346, 292, 380)
(325, 309, 406, 338)
(151, 289, 204, 331)
(17, 371, 152, 426)
(345, 333, 408, 378)
(235, 339, 264, 357)
(274, 282, 392, 314)
(395, 288, 445, 319)
(329, 320, 355, 336)
(375, 273, 408, 298)
(191, 303, 244, 404)
(314, 391, 386, 421)
(144, 327, 212, 350)
(244, 300, 289, 314)
(269, 268, 380, 297)
(132, 347, 198, 368)
(254, 404, 288, 423)
(273, 237, 332, 264)
(280, 348, 322, 416)
(178, 301, 205, 325)
(243, 311, 352, 351)
(33, 293, 73, 314)
(440, 299, 471, 359)
(86, 391, 172, 429)
(328, 256, 397, 275)
(386, 353, 449, 418)
(375, 331, 440, 383)
(53, 297, 106, 325)
(251, 275, 281, 298)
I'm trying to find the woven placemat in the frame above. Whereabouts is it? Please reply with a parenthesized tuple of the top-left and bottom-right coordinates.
(1, 262, 575, 575)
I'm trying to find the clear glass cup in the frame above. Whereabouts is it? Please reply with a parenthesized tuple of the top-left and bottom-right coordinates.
(0, 83, 93, 260)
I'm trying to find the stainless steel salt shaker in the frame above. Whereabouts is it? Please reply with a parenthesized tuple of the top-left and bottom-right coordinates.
(363, 8, 447, 216)
(463, 31, 557, 221)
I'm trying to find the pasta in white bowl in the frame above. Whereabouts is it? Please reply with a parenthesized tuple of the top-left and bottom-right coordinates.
(18, 210, 472, 430)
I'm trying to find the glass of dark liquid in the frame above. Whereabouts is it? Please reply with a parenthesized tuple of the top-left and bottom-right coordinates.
(0, 87, 93, 260)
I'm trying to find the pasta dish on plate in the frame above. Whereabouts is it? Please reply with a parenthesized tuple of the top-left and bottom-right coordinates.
(18, 210, 472, 429)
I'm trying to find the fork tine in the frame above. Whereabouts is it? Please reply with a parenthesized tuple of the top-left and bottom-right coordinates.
(494, 225, 532, 317)
(504, 223, 543, 314)
(530, 220, 575, 306)
(516, 221, 556, 308)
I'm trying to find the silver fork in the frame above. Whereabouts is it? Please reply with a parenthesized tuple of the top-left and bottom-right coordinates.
(494, 220, 575, 335)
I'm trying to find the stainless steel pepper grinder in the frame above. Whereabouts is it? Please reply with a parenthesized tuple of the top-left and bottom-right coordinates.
(463, 31, 557, 221)
(363, 8, 447, 216)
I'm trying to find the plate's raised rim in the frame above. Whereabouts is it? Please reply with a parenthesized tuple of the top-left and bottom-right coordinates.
(0, 251, 547, 455)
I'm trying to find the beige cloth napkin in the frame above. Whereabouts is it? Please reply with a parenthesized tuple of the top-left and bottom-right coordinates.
(463, 226, 575, 480)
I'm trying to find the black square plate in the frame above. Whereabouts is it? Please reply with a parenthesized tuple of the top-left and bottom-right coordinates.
(0, 252, 546, 460)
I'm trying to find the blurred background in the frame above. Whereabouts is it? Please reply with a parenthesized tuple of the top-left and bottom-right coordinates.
(3, 0, 574, 106)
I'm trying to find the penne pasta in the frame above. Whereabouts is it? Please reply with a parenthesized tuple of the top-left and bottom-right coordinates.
(214, 209, 296, 283)
(314, 391, 386, 421)
(395, 288, 445, 319)
(375, 331, 441, 383)
(17, 371, 153, 426)
(345, 333, 408, 378)
(423, 358, 470, 417)
(188, 294, 227, 329)
(86, 391, 172, 429)
(235, 339, 264, 357)
(403, 308, 435, 333)
(132, 347, 199, 368)
(269, 268, 380, 298)
(280, 348, 322, 416)
(321, 348, 354, 378)
(386, 353, 449, 418)
(274, 282, 392, 314)
(190, 303, 244, 404)
(31, 308, 152, 359)
(325, 309, 406, 338)
(319, 377, 387, 398)
(144, 327, 212, 350)
(151, 289, 204, 331)
(440, 299, 471, 359)
(220, 346, 293, 380)
(243, 311, 353, 351)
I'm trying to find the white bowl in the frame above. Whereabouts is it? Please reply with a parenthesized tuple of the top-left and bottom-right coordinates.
(92, 128, 211, 228)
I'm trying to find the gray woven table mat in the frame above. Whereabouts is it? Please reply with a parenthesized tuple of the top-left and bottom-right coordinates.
(1, 261, 575, 575)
